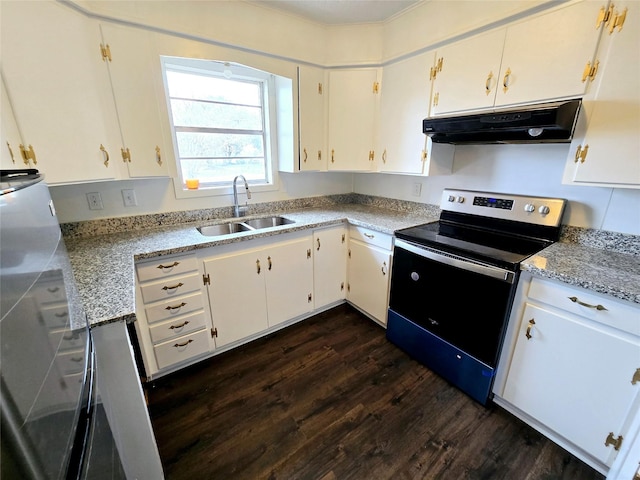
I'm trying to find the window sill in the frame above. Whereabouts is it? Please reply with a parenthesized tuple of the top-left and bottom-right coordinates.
(172, 178, 278, 199)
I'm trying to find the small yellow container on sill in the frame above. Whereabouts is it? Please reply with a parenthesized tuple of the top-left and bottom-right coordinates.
(186, 179, 200, 190)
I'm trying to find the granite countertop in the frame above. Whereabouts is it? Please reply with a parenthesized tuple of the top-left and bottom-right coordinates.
(65, 203, 438, 328)
(521, 240, 640, 305)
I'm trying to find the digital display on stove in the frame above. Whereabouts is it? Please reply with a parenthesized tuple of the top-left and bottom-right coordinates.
(473, 196, 514, 210)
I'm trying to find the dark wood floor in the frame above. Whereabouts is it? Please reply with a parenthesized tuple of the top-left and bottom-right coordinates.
(146, 304, 604, 480)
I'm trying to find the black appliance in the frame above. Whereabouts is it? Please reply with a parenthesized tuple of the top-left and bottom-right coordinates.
(423, 99, 581, 144)
(0, 169, 125, 479)
(387, 188, 566, 405)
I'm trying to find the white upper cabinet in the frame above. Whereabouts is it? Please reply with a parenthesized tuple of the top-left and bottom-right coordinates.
(1, 1, 123, 184)
(296, 65, 327, 172)
(562, 0, 640, 188)
(430, 29, 506, 116)
(99, 23, 170, 178)
(327, 68, 380, 171)
(495, 0, 606, 107)
(430, 1, 607, 116)
(377, 51, 454, 175)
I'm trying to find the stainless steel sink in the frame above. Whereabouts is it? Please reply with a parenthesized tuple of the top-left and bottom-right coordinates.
(197, 216, 295, 237)
(243, 216, 295, 229)
(197, 222, 251, 236)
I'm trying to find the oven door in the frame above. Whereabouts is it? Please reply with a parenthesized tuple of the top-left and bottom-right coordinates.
(387, 239, 518, 404)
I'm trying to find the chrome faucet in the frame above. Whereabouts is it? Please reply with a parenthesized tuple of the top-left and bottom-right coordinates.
(232, 175, 252, 217)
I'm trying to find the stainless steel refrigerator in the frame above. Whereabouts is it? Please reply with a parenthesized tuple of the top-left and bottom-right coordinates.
(0, 169, 125, 479)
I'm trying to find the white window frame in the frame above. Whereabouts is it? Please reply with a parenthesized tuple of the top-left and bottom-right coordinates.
(160, 57, 279, 199)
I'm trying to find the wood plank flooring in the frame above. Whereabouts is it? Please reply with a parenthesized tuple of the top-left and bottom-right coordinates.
(146, 304, 605, 480)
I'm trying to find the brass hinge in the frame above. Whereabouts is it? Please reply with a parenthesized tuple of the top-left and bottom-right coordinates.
(373, 82, 380, 94)
(307, 248, 311, 259)
(331, 149, 335, 163)
(421, 149, 427, 162)
(203, 273, 210, 285)
(308, 293, 312, 303)
(100, 43, 112, 62)
(604, 432, 623, 451)
(318, 82, 323, 94)
(19, 144, 37, 165)
(429, 67, 437, 81)
(581, 60, 600, 83)
(121, 147, 131, 163)
(211, 327, 218, 338)
(348, 249, 351, 259)
(317, 150, 322, 161)
(609, 7, 627, 34)
(341, 282, 344, 291)
(436, 57, 443, 73)
(368, 150, 375, 161)
(347, 283, 351, 293)
(341, 233, 345, 243)
(433, 92, 439, 107)
(596, 4, 614, 29)
(574, 144, 589, 163)
(632, 368, 640, 385)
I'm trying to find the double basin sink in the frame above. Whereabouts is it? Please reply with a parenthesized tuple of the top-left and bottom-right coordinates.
(197, 216, 295, 237)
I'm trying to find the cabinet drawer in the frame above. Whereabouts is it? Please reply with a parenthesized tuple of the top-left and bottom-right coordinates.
(136, 254, 198, 283)
(40, 304, 70, 329)
(49, 330, 85, 352)
(56, 350, 86, 375)
(148, 311, 207, 344)
(144, 292, 204, 325)
(33, 280, 67, 305)
(528, 277, 640, 336)
(349, 226, 393, 251)
(140, 272, 202, 304)
(153, 329, 209, 370)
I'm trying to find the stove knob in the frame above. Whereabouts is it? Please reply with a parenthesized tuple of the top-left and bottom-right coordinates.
(457, 196, 465, 203)
(524, 203, 536, 213)
(447, 195, 456, 202)
(538, 205, 550, 215)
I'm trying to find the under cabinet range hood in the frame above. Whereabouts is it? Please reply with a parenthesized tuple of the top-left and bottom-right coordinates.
(423, 99, 581, 144)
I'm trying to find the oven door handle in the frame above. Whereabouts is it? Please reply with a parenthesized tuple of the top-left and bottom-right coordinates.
(394, 239, 516, 284)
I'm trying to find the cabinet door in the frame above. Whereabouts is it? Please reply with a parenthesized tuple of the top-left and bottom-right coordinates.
(503, 303, 640, 466)
(1, 1, 122, 184)
(100, 23, 170, 178)
(562, 0, 640, 187)
(496, 1, 605, 107)
(430, 29, 505, 116)
(264, 237, 313, 326)
(327, 69, 379, 171)
(378, 51, 452, 176)
(1, 76, 24, 170)
(204, 249, 268, 348)
(347, 240, 391, 324)
(298, 65, 327, 172)
(313, 225, 347, 309)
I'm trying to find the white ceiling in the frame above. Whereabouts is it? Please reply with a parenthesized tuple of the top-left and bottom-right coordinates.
(247, 0, 423, 25)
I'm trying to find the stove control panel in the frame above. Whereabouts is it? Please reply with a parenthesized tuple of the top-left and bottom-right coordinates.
(441, 189, 566, 227)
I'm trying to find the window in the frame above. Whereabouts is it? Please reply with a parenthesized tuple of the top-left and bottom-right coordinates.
(161, 58, 275, 192)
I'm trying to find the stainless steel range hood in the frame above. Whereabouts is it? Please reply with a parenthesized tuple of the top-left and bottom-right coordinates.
(422, 99, 581, 144)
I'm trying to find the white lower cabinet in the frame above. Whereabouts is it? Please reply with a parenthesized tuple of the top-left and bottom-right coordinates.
(495, 274, 640, 475)
(313, 224, 348, 309)
(347, 226, 393, 325)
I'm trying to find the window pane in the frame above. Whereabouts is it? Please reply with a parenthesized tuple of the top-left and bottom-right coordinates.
(166, 71, 261, 106)
(170, 99, 262, 130)
(180, 158, 266, 184)
(176, 132, 264, 158)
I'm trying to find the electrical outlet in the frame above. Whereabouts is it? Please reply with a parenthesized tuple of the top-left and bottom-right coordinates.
(86, 192, 103, 210)
(412, 182, 422, 197)
(122, 189, 137, 207)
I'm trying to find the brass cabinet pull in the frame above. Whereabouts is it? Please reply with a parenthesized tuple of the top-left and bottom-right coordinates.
(307, 249, 311, 259)
(165, 302, 187, 311)
(632, 368, 640, 385)
(155, 145, 162, 166)
(157, 261, 179, 270)
(162, 282, 183, 291)
(331, 149, 335, 163)
(316, 238, 321, 251)
(485, 71, 494, 95)
(70, 357, 84, 363)
(382, 149, 387, 163)
(99, 144, 109, 167)
(381, 261, 387, 276)
(303, 148, 308, 163)
(54, 311, 69, 318)
(268, 256, 272, 271)
(502, 68, 512, 93)
(525, 318, 536, 340)
(169, 320, 190, 330)
(6, 142, 15, 164)
(256, 259, 261, 274)
(173, 339, 193, 348)
(568, 296, 608, 311)
(364, 233, 374, 239)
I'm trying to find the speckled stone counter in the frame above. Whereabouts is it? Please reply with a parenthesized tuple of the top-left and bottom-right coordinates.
(64, 200, 439, 328)
(521, 227, 640, 305)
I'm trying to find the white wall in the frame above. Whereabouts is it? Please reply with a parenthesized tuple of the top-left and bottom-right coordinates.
(353, 144, 640, 235)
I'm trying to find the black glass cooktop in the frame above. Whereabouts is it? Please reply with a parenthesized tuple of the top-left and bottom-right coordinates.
(395, 220, 552, 270)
